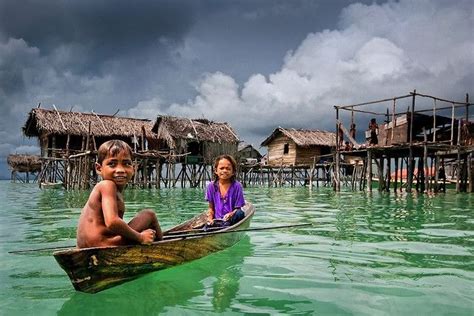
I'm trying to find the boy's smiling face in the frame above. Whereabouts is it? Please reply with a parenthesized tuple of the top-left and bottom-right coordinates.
(96, 149, 134, 189)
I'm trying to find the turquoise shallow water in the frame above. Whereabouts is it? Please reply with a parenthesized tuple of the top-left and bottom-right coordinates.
(0, 180, 473, 315)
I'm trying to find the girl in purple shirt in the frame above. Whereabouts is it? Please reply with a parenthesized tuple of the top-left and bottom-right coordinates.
(206, 155, 245, 226)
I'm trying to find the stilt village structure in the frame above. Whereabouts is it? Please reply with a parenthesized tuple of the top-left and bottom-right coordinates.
(8, 90, 473, 193)
(13, 107, 239, 189)
(334, 90, 473, 193)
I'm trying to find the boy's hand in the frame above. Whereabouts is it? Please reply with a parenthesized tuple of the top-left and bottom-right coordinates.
(140, 229, 156, 244)
(206, 218, 214, 226)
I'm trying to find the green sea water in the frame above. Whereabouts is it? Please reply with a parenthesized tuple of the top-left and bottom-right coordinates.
(0, 180, 473, 315)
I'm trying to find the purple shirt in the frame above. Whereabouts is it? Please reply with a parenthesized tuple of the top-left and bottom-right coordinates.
(205, 180, 245, 219)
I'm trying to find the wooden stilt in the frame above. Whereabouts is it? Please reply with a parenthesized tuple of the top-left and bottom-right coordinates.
(394, 157, 398, 192)
(468, 153, 473, 193)
(386, 155, 391, 192)
(367, 150, 372, 192)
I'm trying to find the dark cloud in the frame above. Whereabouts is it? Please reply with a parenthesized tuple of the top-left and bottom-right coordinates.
(0, 0, 472, 180)
(0, 0, 197, 76)
(0, 0, 196, 50)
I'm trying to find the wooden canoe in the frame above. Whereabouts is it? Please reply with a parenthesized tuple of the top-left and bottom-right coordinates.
(53, 203, 255, 293)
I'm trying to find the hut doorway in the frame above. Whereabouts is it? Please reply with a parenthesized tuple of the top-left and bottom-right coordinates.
(186, 141, 203, 164)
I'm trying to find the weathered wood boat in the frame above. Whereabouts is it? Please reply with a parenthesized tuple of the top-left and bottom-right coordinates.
(53, 203, 255, 293)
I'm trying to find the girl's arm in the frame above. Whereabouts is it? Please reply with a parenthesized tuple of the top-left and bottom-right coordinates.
(223, 182, 246, 221)
(207, 202, 215, 225)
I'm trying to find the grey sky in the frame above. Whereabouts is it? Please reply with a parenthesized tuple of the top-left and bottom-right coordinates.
(0, 0, 473, 179)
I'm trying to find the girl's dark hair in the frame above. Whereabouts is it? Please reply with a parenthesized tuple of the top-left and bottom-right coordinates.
(213, 154, 237, 182)
(97, 140, 133, 164)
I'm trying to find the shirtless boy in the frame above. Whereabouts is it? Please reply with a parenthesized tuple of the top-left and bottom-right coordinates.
(76, 139, 162, 248)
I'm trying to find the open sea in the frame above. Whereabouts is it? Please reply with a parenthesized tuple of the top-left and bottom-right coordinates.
(0, 180, 473, 315)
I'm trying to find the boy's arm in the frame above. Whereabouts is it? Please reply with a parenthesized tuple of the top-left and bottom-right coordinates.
(100, 181, 150, 244)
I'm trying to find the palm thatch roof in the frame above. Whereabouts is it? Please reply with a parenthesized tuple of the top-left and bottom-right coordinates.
(7, 154, 42, 172)
(261, 127, 336, 147)
(151, 115, 239, 149)
(23, 108, 157, 139)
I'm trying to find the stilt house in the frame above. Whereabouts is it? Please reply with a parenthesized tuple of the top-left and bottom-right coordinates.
(237, 142, 262, 163)
(151, 115, 240, 164)
(260, 127, 336, 166)
(23, 108, 158, 156)
(367, 113, 456, 146)
(7, 154, 41, 182)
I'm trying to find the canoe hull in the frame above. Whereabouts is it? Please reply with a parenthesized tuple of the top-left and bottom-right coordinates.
(54, 203, 255, 293)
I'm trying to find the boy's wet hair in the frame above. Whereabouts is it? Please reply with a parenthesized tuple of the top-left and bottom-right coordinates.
(213, 154, 237, 182)
(97, 140, 133, 164)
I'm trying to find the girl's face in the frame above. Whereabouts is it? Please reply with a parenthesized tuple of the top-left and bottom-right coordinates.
(215, 158, 234, 181)
(96, 149, 134, 189)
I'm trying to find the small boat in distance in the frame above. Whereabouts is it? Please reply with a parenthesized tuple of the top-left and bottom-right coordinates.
(53, 203, 255, 293)
(40, 182, 63, 189)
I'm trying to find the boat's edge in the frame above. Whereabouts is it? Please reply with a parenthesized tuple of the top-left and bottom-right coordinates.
(53, 202, 255, 256)
(52, 202, 255, 293)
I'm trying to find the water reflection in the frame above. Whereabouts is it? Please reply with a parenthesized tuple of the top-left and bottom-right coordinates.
(57, 236, 253, 315)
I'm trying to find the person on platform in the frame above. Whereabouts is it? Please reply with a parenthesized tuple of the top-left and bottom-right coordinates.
(368, 118, 379, 146)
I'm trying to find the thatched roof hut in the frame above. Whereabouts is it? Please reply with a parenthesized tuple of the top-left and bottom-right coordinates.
(151, 115, 240, 164)
(7, 154, 42, 172)
(23, 108, 158, 156)
(261, 127, 336, 166)
(237, 142, 262, 163)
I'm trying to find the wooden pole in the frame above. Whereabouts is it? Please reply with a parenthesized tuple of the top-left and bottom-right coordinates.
(334, 108, 341, 192)
(468, 152, 473, 193)
(400, 157, 405, 192)
(367, 149, 372, 192)
(360, 159, 367, 191)
(143, 158, 148, 188)
(392, 99, 396, 143)
(466, 93, 470, 123)
(433, 156, 439, 193)
(386, 155, 391, 192)
(86, 122, 91, 151)
(456, 119, 462, 193)
(450, 103, 455, 145)
(433, 99, 437, 142)
(335, 108, 341, 191)
(377, 157, 384, 192)
(407, 90, 416, 192)
(156, 159, 163, 189)
(423, 127, 429, 193)
(394, 157, 399, 192)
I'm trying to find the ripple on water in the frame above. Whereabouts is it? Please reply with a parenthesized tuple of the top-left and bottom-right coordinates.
(1, 184, 473, 315)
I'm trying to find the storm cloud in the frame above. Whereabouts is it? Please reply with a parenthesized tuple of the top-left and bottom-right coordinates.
(137, 0, 473, 144)
(0, 0, 472, 179)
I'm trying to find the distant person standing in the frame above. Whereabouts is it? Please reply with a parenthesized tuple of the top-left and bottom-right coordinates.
(368, 118, 378, 146)
(349, 123, 356, 149)
(338, 125, 344, 149)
